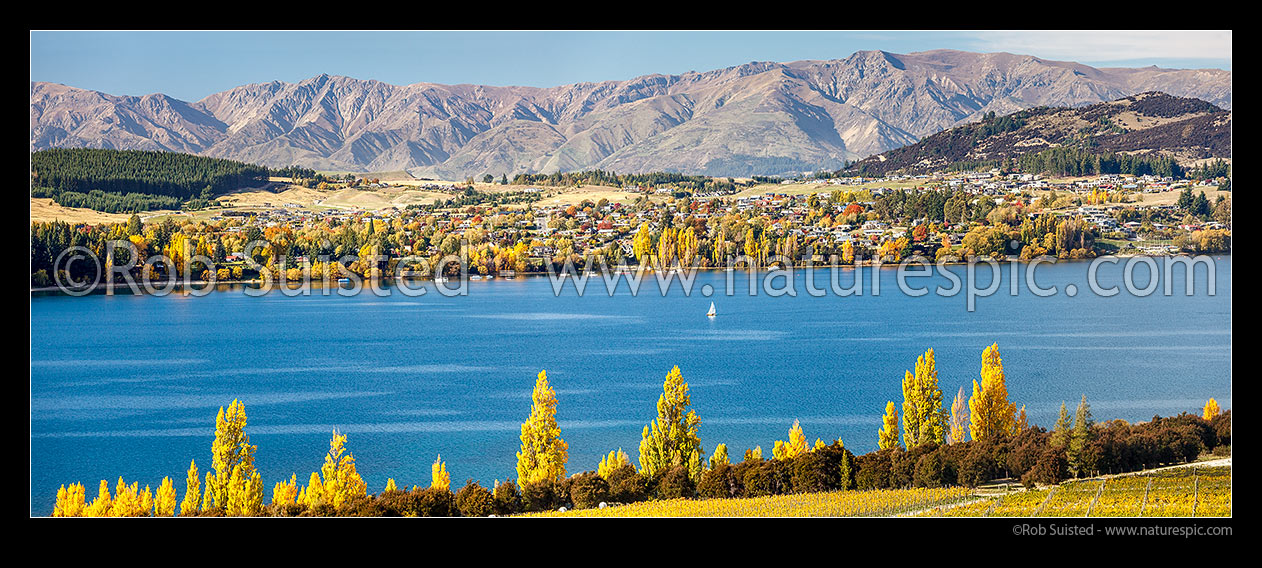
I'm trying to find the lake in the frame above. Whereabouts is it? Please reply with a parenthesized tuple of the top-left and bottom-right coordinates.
(30, 257, 1232, 514)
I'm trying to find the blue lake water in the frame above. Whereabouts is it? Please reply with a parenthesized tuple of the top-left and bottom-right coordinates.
(30, 257, 1231, 514)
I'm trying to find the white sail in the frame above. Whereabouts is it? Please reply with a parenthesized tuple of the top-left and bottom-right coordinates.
(707, 302, 716, 317)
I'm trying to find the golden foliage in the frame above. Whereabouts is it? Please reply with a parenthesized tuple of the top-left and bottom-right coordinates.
(516, 370, 569, 486)
(431, 455, 450, 491)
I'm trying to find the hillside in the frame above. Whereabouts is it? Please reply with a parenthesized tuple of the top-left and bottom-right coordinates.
(846, 92, 1232, 176)
(30, 148, 271, 213)
(30, 50, 1231, 178)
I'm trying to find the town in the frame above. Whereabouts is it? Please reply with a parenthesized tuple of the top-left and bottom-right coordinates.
(30, 164, 1232, 288)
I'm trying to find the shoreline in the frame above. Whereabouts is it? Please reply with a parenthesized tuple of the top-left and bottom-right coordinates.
(29, 253, 1230, 295)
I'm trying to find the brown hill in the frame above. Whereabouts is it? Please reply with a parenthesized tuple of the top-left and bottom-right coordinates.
(30, 50, 1232, 177)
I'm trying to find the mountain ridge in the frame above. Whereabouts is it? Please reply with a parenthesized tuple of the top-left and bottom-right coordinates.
(846, 91, 1232, 176)
(30, 49, 1232, 178)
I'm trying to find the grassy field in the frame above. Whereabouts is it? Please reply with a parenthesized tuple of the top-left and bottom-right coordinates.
(918, 465, 1231, 518)
(733, 180, 926, 198)
(518, 486, 974, 518)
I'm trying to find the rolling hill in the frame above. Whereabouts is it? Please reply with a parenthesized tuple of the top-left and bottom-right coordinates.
(845, 92, 1232, 176)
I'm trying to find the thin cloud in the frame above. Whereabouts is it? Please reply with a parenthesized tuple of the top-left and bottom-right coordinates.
(955, 30, 1231, 64)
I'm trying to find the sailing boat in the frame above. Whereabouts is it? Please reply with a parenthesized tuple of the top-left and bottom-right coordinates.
(706, 301, 716, 317)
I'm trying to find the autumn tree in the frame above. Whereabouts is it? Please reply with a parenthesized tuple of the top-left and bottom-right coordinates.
(773, 419, 808, 460)
(432, 455, 451, 491)
(300, 429, 368, 510)
(878, 401, 901, 450)
(597, 449, 631, 479)
(948, 386, 969, 444)
(968, 343, 1017, 441)
(84, 480, 112, 517)
(709, 444, 729, 469)
(53, 483, 86, 517)
(1203, 398, 1221, 420)
(516, 370, 569, 487)
(179, 460, 200, 516)
(154, 476, 177, 517)
(272, 474, 298, 507)
(639, 366, 704, 482)
(901, 348, 946, 447)
(205, 399, 257, 512)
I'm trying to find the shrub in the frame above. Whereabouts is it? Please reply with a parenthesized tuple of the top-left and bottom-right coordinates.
(855, 450, 894, 490)
(605, 464, 649, 503)
(415, 487, 455, 517)
(521, 481, 557, 512)
(569, 472, 611, 509)
(455, 480, 494, 517)
(742, 461, 780, 497)
(790, 450, 837, 493)
(697, 463, 737, 499)
(1211, 410, 1231, 447)
(957, 448, 998, 487)
(656, 465, 696, 499)
(492, 480, 522, 516)
(914, 452, 945, 488)
(1021, 447, 1068, 487)
(371, 489, 416, 517)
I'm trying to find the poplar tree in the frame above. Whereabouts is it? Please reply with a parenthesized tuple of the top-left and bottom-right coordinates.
(969, 343, 1017, 441)
(205, 399, 256, 511)
(1203, 398, 1221, 420)
(948, 386, 969, 444)
(878, 401, 901, 450)
(517, 370, 569, 486)
(773, 419, 809, 460)
(598, 448, 631, 479)
(638, 366, 704, 482)
(902, 348, 946, 447)
(53, 483, 86, 517)
(154, 477, 177, 517)
(431, 455, 450, 491)
(708, 444, 729, 469)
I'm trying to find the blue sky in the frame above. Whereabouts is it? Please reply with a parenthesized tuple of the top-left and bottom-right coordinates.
(30, 30, 1232, 102)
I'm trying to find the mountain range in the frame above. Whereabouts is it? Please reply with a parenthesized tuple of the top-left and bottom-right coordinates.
(30, 49, 1232, 178)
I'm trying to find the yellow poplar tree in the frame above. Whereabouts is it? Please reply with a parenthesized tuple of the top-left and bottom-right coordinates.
(308, 429, 368, 509)
(969, 343, 1017, 442)
(109, 478, 147, 517)
(708, 444, 729, 469)
(205, 399, 256, 511)
(773, 419, 808, 460)
(516, 370, 569, 486)
(1203, 398, 1221, 420)
(53, 483, 86, 517)
(272, 474, 299, 507)
(84, 480, 112, 517)
(225, 463, 263, 516)
(597, 449, 631, 479)
(902, 348, 946, 447)
(383, 478, 398, 493)
(639, 366, 704, 482)
(632, 223, 653, 266)
(677, 227, 698, 266)
(878, 401, 901, 450)
(179, 460, 200, 516)
(154, 477, 177, 517)
(657, 227, 677, 269)
(431, 455, 450, 491)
